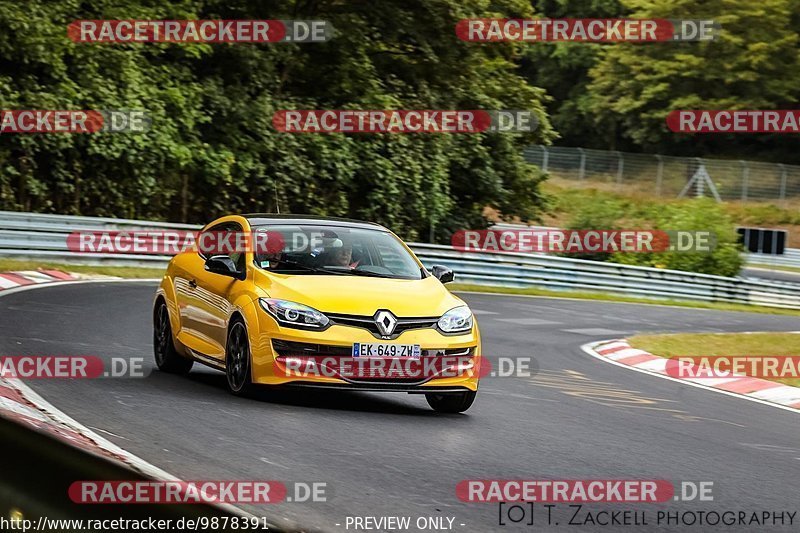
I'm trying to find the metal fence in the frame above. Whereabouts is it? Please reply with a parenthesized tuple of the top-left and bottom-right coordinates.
(523, 145, 800, 203)
(2, 211, 800, 310)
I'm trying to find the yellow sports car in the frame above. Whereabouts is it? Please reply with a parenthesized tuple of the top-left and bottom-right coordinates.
(153, 215, 481, 413)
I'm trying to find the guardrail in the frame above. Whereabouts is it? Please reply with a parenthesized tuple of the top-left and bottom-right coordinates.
(411, 244, 800, 309)
(0, 210, 196, 267)
(746, 248, 800, 269)
(2, 210, 800, 309)
(492, 221, 800, 270)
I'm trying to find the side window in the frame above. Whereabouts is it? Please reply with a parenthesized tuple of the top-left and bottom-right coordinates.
(198, 223, 231, 260)
(226, 223, 246, 273)
(199, 222, 245, 273)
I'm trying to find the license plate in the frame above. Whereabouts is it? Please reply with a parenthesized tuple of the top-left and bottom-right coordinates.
(352, 343, 421, 358)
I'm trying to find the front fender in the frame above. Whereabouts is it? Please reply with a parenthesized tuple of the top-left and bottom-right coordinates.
(154, 268, 186, 355)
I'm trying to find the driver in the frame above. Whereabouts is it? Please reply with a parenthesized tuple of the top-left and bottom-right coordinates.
(255, 228, 284, 269)
(326, 238, 359, 268)
(259, 251, 282, 269)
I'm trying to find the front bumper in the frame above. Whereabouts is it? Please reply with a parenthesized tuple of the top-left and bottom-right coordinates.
(249, 311, 481, 392)
(273, 381, 475, 394)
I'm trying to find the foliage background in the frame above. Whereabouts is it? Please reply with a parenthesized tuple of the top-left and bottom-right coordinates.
(2, 0, 793, 274)
(0, 0, 554, 242)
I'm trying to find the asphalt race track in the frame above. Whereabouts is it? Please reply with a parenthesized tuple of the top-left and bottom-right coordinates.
(2, 282, 799, 532)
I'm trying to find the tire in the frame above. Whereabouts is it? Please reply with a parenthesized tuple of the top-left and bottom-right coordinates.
(425, 390, 477, 413)
(153, 301, 193, 374)
(225, 319, 255, 396)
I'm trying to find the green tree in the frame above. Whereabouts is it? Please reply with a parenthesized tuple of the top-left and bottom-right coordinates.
(586, 0, 800, 159)
(520, 0, 625, 148)
(0, 0, 556, 242)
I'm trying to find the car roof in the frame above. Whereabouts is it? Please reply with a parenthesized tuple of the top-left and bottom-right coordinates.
(241, 214, 387, 231)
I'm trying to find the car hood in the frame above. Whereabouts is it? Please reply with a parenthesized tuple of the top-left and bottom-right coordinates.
(253, 271, 464, 317)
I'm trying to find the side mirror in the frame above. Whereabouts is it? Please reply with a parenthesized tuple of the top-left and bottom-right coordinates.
(431, 265, 455, 284)
(204, 255, 242, 280)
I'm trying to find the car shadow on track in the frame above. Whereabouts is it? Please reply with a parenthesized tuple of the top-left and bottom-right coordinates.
(169, 370, 444, 416)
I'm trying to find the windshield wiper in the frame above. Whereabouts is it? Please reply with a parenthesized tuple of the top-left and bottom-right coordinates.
(320, 266, 407, 279)
(347, 269, 397, 278)
(272, 259, 347, 275)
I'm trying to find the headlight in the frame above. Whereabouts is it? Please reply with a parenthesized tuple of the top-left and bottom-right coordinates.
(438, 306, 473, 333)
(259, 298, 330, 329)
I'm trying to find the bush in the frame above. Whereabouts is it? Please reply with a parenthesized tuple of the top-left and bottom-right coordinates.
(563, 196, 744, 277)
(560, 193, 626, 262)
(609, 199, 744, 277)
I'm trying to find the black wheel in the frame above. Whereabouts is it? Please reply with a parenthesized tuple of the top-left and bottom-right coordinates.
(226, 320, 255, 396)
(153, 301, 193, 374)
(425, 390, 477, 413)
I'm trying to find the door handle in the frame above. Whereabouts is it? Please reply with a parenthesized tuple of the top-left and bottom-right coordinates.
(188, 279, 197, 289)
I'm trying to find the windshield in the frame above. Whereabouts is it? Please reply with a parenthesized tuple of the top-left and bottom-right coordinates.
(252, 224, 423, 280)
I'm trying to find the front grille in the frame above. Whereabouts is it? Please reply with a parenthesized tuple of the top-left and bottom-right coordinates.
(272, 339, 473, 358)
(273, 342, 476, 384)
(272, 339, 351, 357)
(326, 313, 438, 339)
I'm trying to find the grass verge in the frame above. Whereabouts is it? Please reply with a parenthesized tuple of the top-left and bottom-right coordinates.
(747, 264, 800, 275)
(449, 283, 800, 317)
(0, 259, 164, 279)
(628, 332, 800, 387)
(539, 179, 800, 248)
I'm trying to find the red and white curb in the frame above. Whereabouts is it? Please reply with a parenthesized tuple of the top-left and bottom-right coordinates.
(0, 269, 79, 290)
(583, 339, 800, 415)
(0, 269, 125, 297)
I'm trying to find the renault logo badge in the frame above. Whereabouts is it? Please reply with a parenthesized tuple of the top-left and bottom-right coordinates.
(374, 310, 397, 336)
